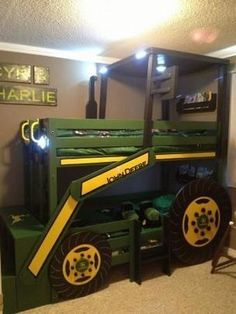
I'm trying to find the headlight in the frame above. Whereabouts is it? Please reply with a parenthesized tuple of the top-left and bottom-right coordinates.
(37, 135, 49, 150)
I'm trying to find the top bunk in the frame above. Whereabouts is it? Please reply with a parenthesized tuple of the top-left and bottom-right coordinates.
(31, 117, 217, 167)
(22, 47, 230, 166)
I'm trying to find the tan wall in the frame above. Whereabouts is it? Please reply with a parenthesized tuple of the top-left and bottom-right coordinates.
(106, 74, 146, 119)
(0, 52, 86, 207)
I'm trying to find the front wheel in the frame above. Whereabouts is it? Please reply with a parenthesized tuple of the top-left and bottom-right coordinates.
(49, 232, 112, 300)
(169, 179, 231, 265)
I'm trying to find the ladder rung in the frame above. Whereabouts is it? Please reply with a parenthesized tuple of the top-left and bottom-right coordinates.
(151, 87, 171, 95)
(152, 73, 171, 82)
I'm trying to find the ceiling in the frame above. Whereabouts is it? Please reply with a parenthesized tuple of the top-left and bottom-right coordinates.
(0, 0, 236, 63)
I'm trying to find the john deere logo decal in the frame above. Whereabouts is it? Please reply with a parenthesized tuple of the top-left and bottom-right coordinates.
(10, 214, 29, 225)
(106, 161, 147, 183)
(81, 152, 149, 196)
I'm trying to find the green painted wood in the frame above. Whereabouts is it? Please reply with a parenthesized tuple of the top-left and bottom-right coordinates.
(55, 137, 143, 148)
(140, 227, 163, 245)
(40, 117, 217, 222)
(45, 118, 217, 136)
(47, 119, 59, 220)
(55, 135, 216, 148)
(0, 207, 43, 239)
(2, 276, 17, 314)
(129, 220, 141, 284)
(153, 120, 217, 130)
(45, 118, 144, 130)
(69, 220, 131, 235)
(111, 252, 130, 265)
(16, 272, 51, 312)
(0, 208, 45, 275)
(152, 136, 216, 146)
(15, 236, 42, 275)
(109, 235, 130, 250)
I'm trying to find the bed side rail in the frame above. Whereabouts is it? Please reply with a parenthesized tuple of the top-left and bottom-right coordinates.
(41, 118, 217, 149)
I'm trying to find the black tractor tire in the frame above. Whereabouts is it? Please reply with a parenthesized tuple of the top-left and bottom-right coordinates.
(169, 178, 231, 265)
(49, 232, 111, 300)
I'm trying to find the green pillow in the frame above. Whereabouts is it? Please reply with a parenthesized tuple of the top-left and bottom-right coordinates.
(153, 194, 175, 214)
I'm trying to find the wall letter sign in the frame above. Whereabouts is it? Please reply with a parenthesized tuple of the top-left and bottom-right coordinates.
(33, 66, 50, 85)
(0, 85, 57, 106)
(0, 64, 32, 83)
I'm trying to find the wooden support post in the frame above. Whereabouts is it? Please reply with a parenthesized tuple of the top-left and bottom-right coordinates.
(129, 219, 141, 284)
(162, 214, 172, 276)
(99, 76, 108, 119)
(216, 64, 230, 183)
(143, 53, 155, 147)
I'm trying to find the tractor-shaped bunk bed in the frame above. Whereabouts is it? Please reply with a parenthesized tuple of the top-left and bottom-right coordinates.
(0, 47, 232, 313)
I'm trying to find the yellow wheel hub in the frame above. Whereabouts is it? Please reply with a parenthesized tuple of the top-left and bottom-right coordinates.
(182, 197, 220, 247)
(63, 244, 101, 285)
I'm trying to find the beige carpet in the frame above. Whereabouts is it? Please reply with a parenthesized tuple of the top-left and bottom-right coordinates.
(19, 259, 236, 314)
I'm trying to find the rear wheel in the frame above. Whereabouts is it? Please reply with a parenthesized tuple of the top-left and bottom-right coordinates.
(169, 179, 231, 265)
(49, 232, 111, 300)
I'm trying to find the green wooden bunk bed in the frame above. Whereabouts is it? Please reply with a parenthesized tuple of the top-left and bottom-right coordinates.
(0, 47, 232, 313)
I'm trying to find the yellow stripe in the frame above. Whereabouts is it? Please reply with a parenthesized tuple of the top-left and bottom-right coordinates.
(155, 152, 216, 160)
(28, 195, 78, 276)
(61, 156, 126, 165)
(61, 152, 216, 165)
(81, 153, 149, 196)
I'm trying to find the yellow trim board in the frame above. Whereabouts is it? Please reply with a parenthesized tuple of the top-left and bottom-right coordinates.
(61, 156, 126, 165)
(61, 152, 216, 166)
(81, 152, 149, 196)
(28, 195, 78, 276)
(155, 152, 216, 160)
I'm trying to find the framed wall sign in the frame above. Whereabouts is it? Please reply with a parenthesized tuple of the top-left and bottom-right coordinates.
(0, 64, 32, 83)
(0, 85, 57, 106)
(33, 66, 50, 85)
